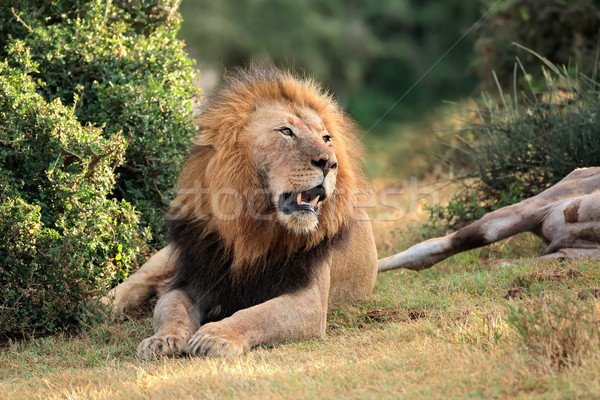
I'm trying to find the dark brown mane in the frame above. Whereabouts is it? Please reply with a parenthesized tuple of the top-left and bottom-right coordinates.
(167, 216, 348, 323)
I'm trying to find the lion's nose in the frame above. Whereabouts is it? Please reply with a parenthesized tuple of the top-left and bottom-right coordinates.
(312, 154, 338, 176)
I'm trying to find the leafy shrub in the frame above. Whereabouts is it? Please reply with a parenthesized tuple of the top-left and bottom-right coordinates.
(0, 50, 149, 336)
(3, 0, 198, 244)
(506, 294, 600, 370)
(0, 0, 197, 336)
(428, 55, 600, 231)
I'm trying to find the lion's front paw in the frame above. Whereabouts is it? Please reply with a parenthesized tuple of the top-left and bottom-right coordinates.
(137, 334, 189, 359)
(184, 323, 246, 357)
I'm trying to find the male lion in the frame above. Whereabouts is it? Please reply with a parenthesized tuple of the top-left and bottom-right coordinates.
(103, 65, 378, 358)
(103, 65, 600, 358)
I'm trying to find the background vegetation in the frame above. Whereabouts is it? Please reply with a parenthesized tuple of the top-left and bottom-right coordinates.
(179, 0, 481, 129)
(428, 56, 600, 231)
(474, 0, 600, 91)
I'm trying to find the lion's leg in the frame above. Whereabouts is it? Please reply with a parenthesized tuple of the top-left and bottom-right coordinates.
(185, 260, 331, 357)
(100, 245, 177, 312)
(136, 289, 200, 359)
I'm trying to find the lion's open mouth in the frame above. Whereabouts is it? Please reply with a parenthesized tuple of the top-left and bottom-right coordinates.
(278, 185, 326, 215)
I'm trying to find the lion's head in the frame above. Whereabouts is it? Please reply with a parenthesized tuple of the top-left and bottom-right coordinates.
(170, 64, 367, 268)
(246, 95, 340, 233)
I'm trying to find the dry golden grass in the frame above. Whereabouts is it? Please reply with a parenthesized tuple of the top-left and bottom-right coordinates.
(1, 174, 600, 399)
(2, 247, 599, 399)
(368, 174, 458, 255)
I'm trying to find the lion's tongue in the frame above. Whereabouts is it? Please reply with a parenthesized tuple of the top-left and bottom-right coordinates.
(296, 192, 309, 205)
(296, 191, 320, 207)
(301, 191, 311, 203)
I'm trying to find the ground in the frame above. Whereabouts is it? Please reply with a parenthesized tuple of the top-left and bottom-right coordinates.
(1, 177, 600, 399)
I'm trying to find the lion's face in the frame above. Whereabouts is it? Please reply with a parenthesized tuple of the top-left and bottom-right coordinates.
(245, 102, 338, 234)
(177, 66, 364, 264)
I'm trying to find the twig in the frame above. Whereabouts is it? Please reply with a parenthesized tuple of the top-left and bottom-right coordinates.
(86, 135, 129, 178)
(152, 179, 163, 198)
(11, 8, 33, 32)
(61, 148, 83, 161)
(111, 132, 133, 173)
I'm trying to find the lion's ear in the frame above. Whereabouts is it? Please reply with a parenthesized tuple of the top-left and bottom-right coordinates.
(194, 132, 212, 147)
(195, 108, 251, 149)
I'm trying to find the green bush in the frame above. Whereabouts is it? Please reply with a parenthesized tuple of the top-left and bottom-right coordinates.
(0, 49, 148, 336)
(428, 56, 600, 232)
(3, 0, 198, 244)
(0, 0, 197, 336)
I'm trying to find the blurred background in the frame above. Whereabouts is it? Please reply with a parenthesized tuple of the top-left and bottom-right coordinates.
(179, 1, 479, 128)
(177, 0, 600, 179)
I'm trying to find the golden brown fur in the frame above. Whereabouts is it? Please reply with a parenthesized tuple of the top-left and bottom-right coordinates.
(172, 65, 367, 269)
(102, 64, 378, 358)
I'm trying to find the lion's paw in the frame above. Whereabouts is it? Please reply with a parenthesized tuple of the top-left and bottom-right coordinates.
(136, 334, 189, 359)
(184, 323, 246, 358)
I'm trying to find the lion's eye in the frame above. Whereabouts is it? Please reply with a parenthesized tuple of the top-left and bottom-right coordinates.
(279, 127, 294, 137)
(323, 135, 332, 143)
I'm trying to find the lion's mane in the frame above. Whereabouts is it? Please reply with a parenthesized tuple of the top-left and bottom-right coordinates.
(164, 65, 370, 321)
(169, 64, 367, 268)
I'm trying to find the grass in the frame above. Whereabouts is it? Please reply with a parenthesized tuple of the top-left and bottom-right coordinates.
(1, 177, 599, 398)
(1, 234, 599, 399)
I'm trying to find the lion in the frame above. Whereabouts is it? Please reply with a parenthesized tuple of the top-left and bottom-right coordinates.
(102, 65, 600, 358)
(102, 64, 378, 358)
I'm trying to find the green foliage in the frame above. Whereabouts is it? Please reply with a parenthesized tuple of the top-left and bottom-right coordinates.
(3, 0, 198, 244)
(475, 0, 600, 90)
(506, 294, 600, 370)
(0, 52, 149, 336)
(428, 55, 600, 231)
(179, 0, 480, 128)
(0, 0, 197, 336)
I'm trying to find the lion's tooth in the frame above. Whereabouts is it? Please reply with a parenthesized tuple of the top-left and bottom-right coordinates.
(297, 193, 302, 205)
(310, 195, 320, 207)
